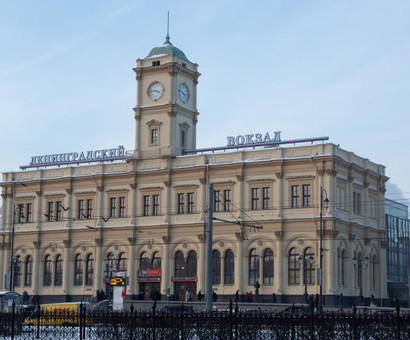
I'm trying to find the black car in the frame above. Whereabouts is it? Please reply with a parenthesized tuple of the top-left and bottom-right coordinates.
(161, 305, 194, 313)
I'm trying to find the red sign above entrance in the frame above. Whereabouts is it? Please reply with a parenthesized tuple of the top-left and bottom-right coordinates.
(148, 269, 162, 277)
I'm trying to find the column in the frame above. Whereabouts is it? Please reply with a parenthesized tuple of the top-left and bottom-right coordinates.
(130, 183, 137, 225)
(276, 231, 284, 297)
(35, 190, 43, 231)
(220, 254, 225, 286)
(95, 238, 103, 291)
(127, 237, 136, 295)
(33, 241, 41, 297)
(65, 189, 73, 228)
(96, 185, 104, 226)
(0, 243, 5, 290)
(62, 240, 71, 297)
(161, 237, 171, 295)
(236, 237, 244, 295)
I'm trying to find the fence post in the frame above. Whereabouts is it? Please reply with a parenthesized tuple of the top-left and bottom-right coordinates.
(310, 300, 314, 340)
(152, 300, 157, 340)
(396, 302, 400, 340)
(11, 300, 15, 340)
(235, 302, 239, 339)
(36, 303, 40, 339)
(180, 302, 184, 340)
(229, 299, 233, 340)
(79, 302, 83, 340)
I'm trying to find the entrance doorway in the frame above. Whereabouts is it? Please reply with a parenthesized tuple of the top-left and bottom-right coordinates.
(174, 282, 197, 301)
(139, 282, 161, 300)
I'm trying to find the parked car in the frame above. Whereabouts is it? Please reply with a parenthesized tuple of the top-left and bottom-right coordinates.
(161, 305, 194, 313)
(281, 306, 311, 314)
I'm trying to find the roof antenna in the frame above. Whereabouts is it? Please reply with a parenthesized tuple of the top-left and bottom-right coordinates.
(165, 11, 170, 44)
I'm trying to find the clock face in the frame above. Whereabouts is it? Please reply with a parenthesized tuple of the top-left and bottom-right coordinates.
(178, 84, 189, 103)
(148, 82, 164, 101)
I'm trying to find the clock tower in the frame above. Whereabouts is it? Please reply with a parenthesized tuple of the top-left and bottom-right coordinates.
(133, 35, 200, 159)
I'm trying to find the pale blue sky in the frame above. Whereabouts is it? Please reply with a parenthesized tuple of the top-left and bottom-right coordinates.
(0, 0, 409, 209)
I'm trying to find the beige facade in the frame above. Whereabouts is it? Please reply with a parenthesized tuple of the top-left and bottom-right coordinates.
(0, 37, 389, 305)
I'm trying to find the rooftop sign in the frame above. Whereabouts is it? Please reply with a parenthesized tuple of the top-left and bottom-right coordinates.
(20, 145, 126, 170)
(226, 131, 281, 147)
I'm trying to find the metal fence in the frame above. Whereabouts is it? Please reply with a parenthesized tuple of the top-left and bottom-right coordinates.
(1, 302, 410, 340)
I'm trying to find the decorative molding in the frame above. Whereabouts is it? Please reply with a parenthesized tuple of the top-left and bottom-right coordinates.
(35, 191, 42, 197)
(380, 241, 387, 249)
(65, 189, 72, 195)
(298, 239, 305, 246)
(162, 236, 171, 244)
(317, 170, 325, 177)
(163, 181, 171, 188)
(275, 231, 284, 240)
(197, 234, 206, 243)
(363, 182, 369, 189)
(348, 233, 356, 242)
(235, 232, 245, 241)
(275, 173, 283, 179)
(95, 238, 103, 247)
(33, 241, 41, 249)
(325, 169, 337, 177)
(348, 176, 354, 183)
(257, 240, 263, 247)
(236, 175, 244, 182)
(97, 186, 104, 193)
(129, 184, 136, 190)
(364, 238, 371, 245)
(183, 243, 188, 249)
(199, 178, 206, 185)
(219, 241, 225, 248)
(127, 237, 137, 245)
(63, 240, 71, 248)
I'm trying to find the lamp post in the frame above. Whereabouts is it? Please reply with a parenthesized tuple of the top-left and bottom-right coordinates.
(352, 256, 369, 306)
(299, 255, 315, 303)
(319, 187, 329, 311)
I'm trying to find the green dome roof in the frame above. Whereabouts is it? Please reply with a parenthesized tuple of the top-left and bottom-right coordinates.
(146, 35, 189, 61)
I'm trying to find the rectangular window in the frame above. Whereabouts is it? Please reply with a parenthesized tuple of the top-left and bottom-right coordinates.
(143, 196, 150, 216)
(78, 200, 85, 219)
(17, 204, 24, 223)
(291, 185, 299, 208)
(25, 203, 32, 223)
(353, 192, 361, 214)
(302, 185, 311, 207)
(153, 195, 159, 215)
(55, 201, 62, 221)
(214, 190, 221, 212)
(181, 130, 185, 148)
(251, 188, 259, 210)
(177, 193, 185, 214)
(151, 129, 158, 145)
(187, 192, 194, 213)
(47, 202, 54, 221)
(119, 197, 125, 217)
(86, 199, 93, 218)
(262, 187, 270, 210)
(110, 198, 117, 218)
(224, 190, 231, 212)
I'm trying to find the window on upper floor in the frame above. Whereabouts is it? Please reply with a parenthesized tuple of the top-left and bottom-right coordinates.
(291, 184, 311, 208)
(214, 189, 232, 212)
(152, 61, 160, 66)
(151, 129, 159, 145)
(353, 191, 361, 214)
(46, 200, 63, 221)
(78, 199, 93, 219)
(109, 196, 126, 218)
(17, 203, 32, 223)
(177, 192, 195, 214)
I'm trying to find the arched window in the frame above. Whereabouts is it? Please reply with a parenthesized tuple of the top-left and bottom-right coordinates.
(74, 254, 83, 286)
(86, 254, 94, 286)
(118, 252, 127, 272)
(152, 252, 161, 270)
(44, 255, 52, 286)
(55, 255, 63, 286)
(14, 256, 22, 287)
(212, 250, 221, 284)
(371, 255, 377, 289)
(339, 249, 346, 286)
(288, 248, 300, 285)
(356, 252, 362, 287)
(140, 252, 150, 271)
(249, 249, 259, 286)
(187, 251, 197, 277)
(263, 249, 274, 285)
(24, 256, 33, 287)
(224, 249, 235, 284)
(174, 251, 185, 277)
(304, 247, 315, 284)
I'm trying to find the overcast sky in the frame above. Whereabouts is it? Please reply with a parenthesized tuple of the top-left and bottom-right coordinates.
(0, 0, 409, 211)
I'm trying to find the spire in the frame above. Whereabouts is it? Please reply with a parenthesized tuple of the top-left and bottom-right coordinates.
(164, 11, 171, 44)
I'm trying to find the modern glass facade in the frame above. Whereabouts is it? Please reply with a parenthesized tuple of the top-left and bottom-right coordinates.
(385, 199, 410, 283)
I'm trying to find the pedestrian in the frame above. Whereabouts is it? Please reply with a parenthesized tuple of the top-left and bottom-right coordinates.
(315, 294, 319, 311)
(339, 293, 343, 310)
(23, 291, 29, 304)
(198, 290, 203, 302)
(185, 290, 190, 302)
(235, 290, 239, 303)
(246, 292, 250, 303)
(249, 291, 253, 303)
(272, 293, 277, 303)
(212, 290, 218, 302)
(370, 294, 375, 307)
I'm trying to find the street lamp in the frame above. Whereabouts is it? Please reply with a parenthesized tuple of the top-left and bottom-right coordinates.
(299, 255, 315, 303)
(319, 187, 329, 311)
(352, 255, 369, 306)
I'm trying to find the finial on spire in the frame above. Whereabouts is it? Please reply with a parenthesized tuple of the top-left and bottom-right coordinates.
(165, 11, 170, 44)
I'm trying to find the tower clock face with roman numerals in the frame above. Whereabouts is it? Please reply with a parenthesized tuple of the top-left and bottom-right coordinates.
(148, 82, 164, 101)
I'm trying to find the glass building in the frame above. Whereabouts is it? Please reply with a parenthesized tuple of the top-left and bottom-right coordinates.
(385, 198, 410, 304)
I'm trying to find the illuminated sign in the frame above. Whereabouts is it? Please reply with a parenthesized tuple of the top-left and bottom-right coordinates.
(20, 145, 126, 170)
(226, 131, 281, 147)
(110, 277, 125, 286)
